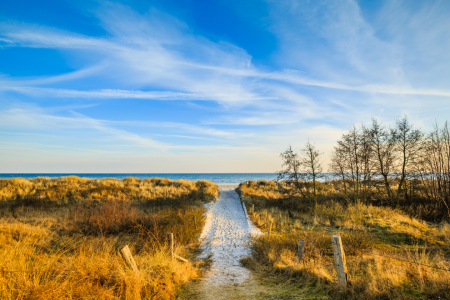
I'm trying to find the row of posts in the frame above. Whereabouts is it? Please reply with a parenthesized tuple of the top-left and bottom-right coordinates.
(243, 193, 347, 288)
(123, 201, 347, 288)
(121, 235, 347, 288)
(256, 207, 347, 287)
(120, 213, 200, 271)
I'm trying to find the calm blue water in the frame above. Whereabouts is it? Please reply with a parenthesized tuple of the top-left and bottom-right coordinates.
(0, 173, 278, 183)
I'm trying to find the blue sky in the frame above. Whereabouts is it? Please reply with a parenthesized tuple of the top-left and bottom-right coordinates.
(1, 0, 450, 173)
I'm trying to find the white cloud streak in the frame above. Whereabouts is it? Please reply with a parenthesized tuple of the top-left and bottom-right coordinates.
(1, 1, 450, 172)
(1, 2, 449, 108)
(0, 106, 241, 145)
(0, 86, 209, 100)
(0, 108, 167, 148)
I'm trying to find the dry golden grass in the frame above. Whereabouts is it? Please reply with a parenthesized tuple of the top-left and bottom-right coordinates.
(241, 178, 450, 223)
(239, 180, 450, 299)
(0, 177, 219, 204)
(0, 222, 199, 299)
(0, 177, 218, 300)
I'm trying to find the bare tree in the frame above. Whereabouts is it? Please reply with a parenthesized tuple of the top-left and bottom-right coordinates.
(419, 122, 450, 217)
(300, 140, 323, 200)
(278, 145, 302, 195)
(360, 124, 374, 200)
(330, 146, 348, 197)
(338, 126, 363, 199)
(394, 116, 423, 201)
(369, 118, 396, 201)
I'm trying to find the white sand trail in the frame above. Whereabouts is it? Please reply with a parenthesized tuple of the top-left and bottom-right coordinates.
(195, 184, 264, 299)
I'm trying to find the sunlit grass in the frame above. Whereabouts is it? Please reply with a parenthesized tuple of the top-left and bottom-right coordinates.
(0, 177, 218, 299)
(0, 176, 218, 204)
(239, 180, 450, 299)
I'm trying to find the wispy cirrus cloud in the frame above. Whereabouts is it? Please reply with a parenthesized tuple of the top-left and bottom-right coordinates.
(0, 108, 167, 148)
(0, 105, 242, 147)
(2, 2, 448, 103)
(1, 1, 450, 172)
(0, 86, 210, 100)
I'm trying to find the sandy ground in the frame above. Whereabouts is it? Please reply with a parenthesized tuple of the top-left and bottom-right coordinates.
(191, 184, 269, 299)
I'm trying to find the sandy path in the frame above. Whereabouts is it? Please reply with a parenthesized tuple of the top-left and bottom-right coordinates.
(194, 184, 266, 299)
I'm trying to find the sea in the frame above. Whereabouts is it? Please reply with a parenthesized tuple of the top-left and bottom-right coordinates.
(0, 173, 279, 184)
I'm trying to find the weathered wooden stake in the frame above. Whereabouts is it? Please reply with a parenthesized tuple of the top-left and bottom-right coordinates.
(298, 240, 305, 263)
(168, 233, 174, 259)
(174, 254, 189, 263)
(120, 245, 139, 273)
(331, 235, 347, 287)
(193, 215, 197, 230)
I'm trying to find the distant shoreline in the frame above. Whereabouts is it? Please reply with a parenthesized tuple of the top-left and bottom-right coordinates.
(0, 173, 278, 184)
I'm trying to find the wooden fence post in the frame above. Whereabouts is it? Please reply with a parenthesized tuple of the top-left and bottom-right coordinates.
(298, 240, 305, 263)
(120, 245, 139, 273)
(331, 235, 347, 287)
(193, 215, 197, 230)
(168, 233, 174, 260)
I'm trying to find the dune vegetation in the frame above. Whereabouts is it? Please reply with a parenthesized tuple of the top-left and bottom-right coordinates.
(0, 176, 218, 204)
(0, 176, 218, 300)
(239, 180, 450, 299)
(236, 117, 450, 299)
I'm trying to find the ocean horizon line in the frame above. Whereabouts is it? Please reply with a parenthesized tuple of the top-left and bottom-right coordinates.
(0, 173, 279, 183)
(0, 172, 276, 174)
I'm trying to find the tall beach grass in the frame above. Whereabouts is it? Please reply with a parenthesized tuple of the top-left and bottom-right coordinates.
(239, 180, 450, 299)
(0, 176, 218, 299)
